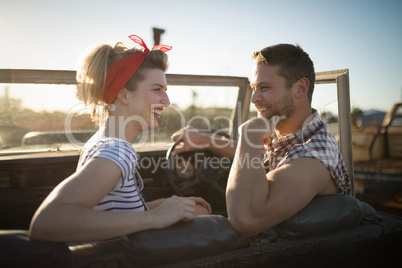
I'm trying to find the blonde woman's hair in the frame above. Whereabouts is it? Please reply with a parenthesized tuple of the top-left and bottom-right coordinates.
(76, 42, 169, 124)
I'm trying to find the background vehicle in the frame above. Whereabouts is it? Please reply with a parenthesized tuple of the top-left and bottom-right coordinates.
(353, 102, 402, 215)
(356, 109, 386, 131)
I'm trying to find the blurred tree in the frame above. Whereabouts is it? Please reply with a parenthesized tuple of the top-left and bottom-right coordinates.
(351, 107, 363, 126)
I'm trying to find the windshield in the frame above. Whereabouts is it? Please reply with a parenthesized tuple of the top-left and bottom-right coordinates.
(0, 83, 239, 154)
(135, 85, 238, 149)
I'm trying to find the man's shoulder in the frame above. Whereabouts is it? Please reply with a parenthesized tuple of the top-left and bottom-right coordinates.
(308, 119, 338, 144)
(279, 157, 328, 169)
(268, 157, 332, 184)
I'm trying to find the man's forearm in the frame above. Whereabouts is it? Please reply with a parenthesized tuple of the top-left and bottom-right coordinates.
(207, 138, 237, 159)
(225, 135, 268, 235)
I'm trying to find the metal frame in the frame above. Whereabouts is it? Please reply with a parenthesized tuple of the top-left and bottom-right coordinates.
(315, 69, 354, 194)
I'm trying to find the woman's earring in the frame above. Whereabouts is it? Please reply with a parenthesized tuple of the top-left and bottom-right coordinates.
(108, 104, 116, 111)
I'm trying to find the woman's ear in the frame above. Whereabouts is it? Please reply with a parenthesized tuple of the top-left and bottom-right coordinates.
(116, 88, 129, 104)
(294, 78, 310, 99)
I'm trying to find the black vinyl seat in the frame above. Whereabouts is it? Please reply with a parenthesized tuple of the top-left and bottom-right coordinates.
(0, 230, 72, 268)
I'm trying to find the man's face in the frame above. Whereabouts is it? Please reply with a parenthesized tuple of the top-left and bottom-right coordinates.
(250, 63, 295, 120)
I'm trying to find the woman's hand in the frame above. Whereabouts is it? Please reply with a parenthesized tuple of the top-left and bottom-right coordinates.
(148, 195, 198, 229)
(185, 196, 212, 215)
(148, 196, 211, 228)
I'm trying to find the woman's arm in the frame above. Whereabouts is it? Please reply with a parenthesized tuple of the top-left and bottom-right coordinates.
(29, 158, 197, 243)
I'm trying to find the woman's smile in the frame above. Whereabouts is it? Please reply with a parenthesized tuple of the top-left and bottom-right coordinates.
(151, 107, 164, 120)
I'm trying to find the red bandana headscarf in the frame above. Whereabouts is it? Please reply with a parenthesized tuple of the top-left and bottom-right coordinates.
(103, 35, 172, 104)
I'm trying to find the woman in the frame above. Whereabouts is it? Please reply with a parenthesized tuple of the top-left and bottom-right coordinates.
(29, 35, 211, 243)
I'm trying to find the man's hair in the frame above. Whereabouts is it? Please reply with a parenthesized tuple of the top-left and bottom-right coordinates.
(253, 44, 315, 102)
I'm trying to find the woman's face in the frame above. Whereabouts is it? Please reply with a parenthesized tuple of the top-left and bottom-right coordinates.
(125, 69, 170, 131)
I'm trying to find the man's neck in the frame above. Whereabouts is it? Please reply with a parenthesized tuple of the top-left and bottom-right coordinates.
(275, 106, 313, 137)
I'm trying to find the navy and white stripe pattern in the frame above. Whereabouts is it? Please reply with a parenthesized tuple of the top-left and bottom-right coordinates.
(263, 111, 351, 194)
(78, 137, 146, 212)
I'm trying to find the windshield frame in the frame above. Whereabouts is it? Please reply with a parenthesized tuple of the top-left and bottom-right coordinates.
(0, 69, 251, 155)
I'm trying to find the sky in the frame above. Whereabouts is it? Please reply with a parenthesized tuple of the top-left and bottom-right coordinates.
(1, 0, 401, 114)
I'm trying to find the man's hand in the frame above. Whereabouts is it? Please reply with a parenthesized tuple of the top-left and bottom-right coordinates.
(171, 126, 210, 155)
(238, 115, 280, 149)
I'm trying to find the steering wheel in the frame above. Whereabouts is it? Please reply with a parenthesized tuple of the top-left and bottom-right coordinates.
(165, 129, 231, 198)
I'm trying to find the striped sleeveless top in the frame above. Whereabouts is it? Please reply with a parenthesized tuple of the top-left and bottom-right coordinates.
(77, 136, 146, 212)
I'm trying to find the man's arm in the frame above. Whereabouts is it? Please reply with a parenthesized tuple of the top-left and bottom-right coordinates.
(226, 118, 338, 236)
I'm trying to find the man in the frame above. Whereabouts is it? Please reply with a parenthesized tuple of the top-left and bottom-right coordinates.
(172, 44, 351, 236)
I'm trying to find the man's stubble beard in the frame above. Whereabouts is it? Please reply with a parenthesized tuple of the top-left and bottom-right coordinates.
(264, 91, 295, 128)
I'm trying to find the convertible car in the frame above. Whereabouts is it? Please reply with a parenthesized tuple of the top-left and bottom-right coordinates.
(0, 69, 401, 267)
